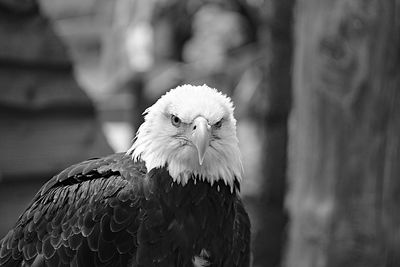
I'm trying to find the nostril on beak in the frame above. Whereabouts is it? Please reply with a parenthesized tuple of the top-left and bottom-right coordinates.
(193, 125, 197, 130)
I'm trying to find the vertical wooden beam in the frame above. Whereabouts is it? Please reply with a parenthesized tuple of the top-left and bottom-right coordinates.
(245, 1, 294, 266)
(286, 0, 400, 266)
(0, 2, 112, 180)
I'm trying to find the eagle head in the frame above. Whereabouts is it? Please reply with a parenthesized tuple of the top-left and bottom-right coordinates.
(128, 84, 242, 191)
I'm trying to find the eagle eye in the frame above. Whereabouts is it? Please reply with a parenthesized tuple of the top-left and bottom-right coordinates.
(171, 115, 182, 127)
(214, 119, 223, 128)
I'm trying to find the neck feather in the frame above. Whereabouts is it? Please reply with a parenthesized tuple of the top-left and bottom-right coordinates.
(127, 130, 242, 193)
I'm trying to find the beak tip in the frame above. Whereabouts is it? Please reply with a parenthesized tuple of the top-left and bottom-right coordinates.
(198, 153, 205, 165)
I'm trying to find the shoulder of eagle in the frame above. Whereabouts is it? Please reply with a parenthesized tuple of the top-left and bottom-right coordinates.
(0, 153, 250, 267)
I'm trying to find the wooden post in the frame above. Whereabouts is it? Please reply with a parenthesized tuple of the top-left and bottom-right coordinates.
(286, 0, 400, 266)
(0, 2, 112, 179)
(241, 1, 294, 266)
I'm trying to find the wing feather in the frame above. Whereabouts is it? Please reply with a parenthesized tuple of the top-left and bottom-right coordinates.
(231, 197, 251, 267)
(0, 153, 145, 267)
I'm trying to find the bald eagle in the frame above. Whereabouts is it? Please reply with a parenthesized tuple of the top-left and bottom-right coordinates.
(0, 85, 250, 267)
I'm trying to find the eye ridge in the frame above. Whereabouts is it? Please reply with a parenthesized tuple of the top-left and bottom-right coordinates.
(171, 114, 182, 127)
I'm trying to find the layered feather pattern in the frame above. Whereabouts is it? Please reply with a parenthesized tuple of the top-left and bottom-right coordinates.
(0, 153, 250, 267)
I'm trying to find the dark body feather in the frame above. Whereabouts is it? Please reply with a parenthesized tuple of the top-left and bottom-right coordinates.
(0, 153, 250, 267)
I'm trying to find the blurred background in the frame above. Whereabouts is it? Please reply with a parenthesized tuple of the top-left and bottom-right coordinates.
(0, 0, 399, 266)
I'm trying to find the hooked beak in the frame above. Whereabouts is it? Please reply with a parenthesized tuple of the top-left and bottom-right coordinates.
(190, 117, 211, 165)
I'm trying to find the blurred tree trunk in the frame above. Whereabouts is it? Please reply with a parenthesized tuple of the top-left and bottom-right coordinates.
(286, 0, 400, 266)
(243, 1, 294, 266)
